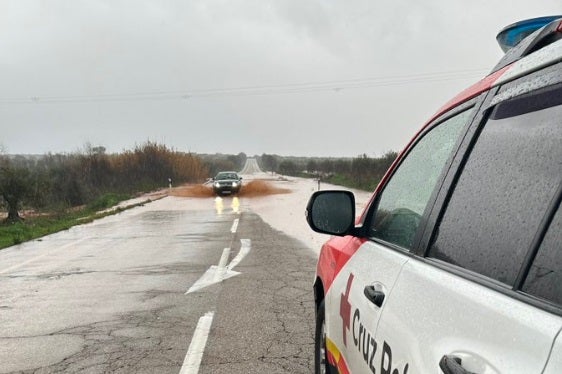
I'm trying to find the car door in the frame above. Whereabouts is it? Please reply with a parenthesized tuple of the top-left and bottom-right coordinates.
(544, 330, 562, 374)
(373, 83, 562, 373)
(325, 103, 478, 373)
(527, 188, 562, 374)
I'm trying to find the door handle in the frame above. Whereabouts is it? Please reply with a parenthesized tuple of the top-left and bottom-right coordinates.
(439, 355, 476, 374)
(363, 285, 385, 307)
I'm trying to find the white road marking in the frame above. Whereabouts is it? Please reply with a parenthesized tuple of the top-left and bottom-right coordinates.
(179, 311, 215, 374)
(214, 248, 231, 282)
(217, 247, 230, 268)
(185, 266, 240, 294)
(185, 239, 251, 294)
(227, 239, 251, 270)
(230, 219, 239, 233)
(0, 237, 88, 274)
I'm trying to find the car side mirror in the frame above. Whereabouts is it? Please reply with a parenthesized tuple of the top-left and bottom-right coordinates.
(306, 190, 355, 236)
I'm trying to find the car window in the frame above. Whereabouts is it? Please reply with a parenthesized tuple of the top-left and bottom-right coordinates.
(522, 199, 562, 305)
(216, 172, 236, 179)
(428, 95, 562, 286)
(367, 108, 473, 249)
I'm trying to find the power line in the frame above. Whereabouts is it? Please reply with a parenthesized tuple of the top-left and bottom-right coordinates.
(0, 68, 489, 104)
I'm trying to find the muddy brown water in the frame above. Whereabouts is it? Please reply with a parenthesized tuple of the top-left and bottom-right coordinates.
(169, 180, 290, 198)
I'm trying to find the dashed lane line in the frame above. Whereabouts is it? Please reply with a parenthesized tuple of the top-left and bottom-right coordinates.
(230, 218, 239, 233)
(181, 219, 247, 372)
(179, 311, 215, 374)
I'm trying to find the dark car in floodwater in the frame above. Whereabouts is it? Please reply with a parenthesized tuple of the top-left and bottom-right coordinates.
(212, 171, 242, 195)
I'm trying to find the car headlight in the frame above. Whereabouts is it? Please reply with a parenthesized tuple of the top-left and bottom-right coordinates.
(214, 182, 220, 188)
(232, 182, 238, 187)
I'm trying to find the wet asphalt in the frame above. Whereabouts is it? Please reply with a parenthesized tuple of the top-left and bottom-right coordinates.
(0, 197, 317, 373)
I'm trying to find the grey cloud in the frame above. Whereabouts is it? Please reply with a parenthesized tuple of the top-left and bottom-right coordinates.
(0, 0, 560, 156)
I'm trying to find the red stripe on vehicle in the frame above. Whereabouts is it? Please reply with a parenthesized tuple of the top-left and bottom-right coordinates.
(317, 236, 366, 294)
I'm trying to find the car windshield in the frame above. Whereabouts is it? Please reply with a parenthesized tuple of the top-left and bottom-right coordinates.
(216, 172, 238, 180)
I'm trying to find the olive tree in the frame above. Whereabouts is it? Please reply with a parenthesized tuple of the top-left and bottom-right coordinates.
(0, 165, 31, 222)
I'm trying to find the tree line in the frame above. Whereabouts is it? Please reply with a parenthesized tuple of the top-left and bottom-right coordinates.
(258, 151, 398, 191)
(199, 152, 247, 177)
(0, 142, 208, 222)
(1, 145, 395, 222)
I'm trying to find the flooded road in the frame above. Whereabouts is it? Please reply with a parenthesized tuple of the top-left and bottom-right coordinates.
(0, 195, 317, 373)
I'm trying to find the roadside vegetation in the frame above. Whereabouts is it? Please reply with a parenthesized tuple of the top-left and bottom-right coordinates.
(258, 152, 398, 191)
(0, 142, 208, 249)
(1, 145, 396, 249)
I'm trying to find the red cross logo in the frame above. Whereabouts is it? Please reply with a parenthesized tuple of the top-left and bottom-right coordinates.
(339, 273, 354, 347)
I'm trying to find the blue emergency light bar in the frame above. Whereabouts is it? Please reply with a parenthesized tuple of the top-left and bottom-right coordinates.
(496, 16, 562, 53)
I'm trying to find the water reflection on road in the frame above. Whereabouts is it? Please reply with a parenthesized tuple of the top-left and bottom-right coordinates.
(214, 196, 241, 215)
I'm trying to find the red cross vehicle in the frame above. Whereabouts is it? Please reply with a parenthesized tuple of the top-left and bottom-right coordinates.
(306, 16, 562, 374)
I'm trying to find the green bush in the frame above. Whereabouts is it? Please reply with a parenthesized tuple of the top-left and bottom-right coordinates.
(86, 193, 130, 212)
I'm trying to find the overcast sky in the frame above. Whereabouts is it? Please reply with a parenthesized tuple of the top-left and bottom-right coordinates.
(1, 0, 560, 157)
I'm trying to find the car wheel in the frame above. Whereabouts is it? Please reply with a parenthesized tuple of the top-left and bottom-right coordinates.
(315, 300, 329, 374)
